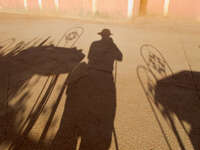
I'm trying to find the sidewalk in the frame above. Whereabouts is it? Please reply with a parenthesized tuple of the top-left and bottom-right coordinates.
(0, 13, 200, 150)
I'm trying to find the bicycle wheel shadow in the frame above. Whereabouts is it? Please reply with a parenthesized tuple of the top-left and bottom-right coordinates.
(137, 44, 200, 150)
(0, 27, 85, 150)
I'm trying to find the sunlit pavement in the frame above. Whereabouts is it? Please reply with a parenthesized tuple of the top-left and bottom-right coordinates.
(0, 13, 200, 150)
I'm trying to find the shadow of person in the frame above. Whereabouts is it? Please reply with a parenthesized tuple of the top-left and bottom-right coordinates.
(154, 71, 200, 150)
(52, 29, 123, 150)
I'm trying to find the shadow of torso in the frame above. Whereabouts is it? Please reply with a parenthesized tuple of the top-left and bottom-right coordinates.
(52, 63, 116, 150)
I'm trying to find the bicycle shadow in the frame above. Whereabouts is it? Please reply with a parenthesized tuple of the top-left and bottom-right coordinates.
(137, 44, 200, 150)
(0, 27, 85, 150)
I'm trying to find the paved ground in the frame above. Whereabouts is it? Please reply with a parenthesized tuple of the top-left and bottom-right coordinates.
(0, 13, 200, 150)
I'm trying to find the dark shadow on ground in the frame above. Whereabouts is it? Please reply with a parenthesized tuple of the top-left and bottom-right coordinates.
(154, 71, 200, 150)
(51, 29, 123, 150)
(0, 38, 85, 150)
(52, 63, 117, 150)
(0, 37, 85, 103)
(0, 28, 123, 150)
(138, 44, 200, 150)
(138, 67, 200, 150)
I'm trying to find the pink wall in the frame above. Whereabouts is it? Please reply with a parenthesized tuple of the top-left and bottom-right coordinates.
(146, 0, 164, 15)
(145, 0, 200, 19)
(0, 0, 200, 20)
(27, 1, 39, 10)
(0, 0, 24, 9)
(168, 0, 200, 18)
(59, 0, 92, 15)
(42, 0, 55, 10)
(134, 0, 141, 16)
(96, 0, 128, 17)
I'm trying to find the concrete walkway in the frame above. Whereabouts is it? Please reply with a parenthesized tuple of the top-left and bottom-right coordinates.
(0, 13, 200, 150)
